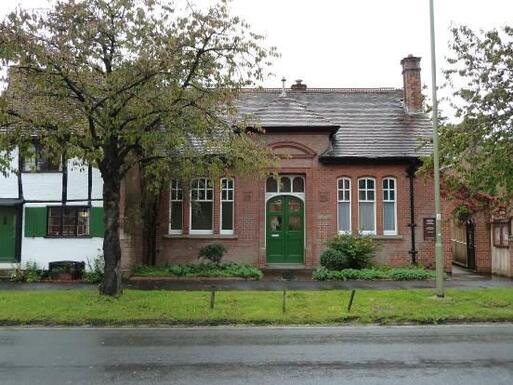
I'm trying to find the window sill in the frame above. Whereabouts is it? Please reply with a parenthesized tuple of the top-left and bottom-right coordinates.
(163, 234, 238, 240)
(371, 235, 403, 240)
(43, 235, 93, 239)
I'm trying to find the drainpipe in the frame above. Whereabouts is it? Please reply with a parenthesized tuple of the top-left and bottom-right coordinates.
(60, 152, 68, 235)
(407, 163, 418, 264)
(16, 151, 24, 263)
(87, 164, 92, 206)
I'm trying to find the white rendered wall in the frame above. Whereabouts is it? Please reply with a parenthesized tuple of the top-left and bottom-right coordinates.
(1, 149, 105, 268)
(0, 150, 19, 199)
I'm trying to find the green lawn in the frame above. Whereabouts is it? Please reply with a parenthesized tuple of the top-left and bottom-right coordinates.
(1, 288, 513, 326)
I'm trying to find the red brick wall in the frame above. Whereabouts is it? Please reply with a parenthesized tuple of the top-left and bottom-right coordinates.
(119, 166, 144, 272)
(401, 55, 423, 113)
(133, 132, 453, 271)
(473, 211, 492, 274)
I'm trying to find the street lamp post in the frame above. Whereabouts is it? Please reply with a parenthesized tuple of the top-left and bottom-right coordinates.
(429, 0, 444, 297)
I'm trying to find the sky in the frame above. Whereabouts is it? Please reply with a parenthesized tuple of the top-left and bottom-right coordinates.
(1, 0, 512, 112)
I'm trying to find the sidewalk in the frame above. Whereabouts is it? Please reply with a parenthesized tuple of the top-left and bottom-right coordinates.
(125, 275, 513, 291)
(0, 274, 512, 291)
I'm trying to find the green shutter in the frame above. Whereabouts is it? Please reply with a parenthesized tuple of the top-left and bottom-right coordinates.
(24, 207, 47, 237)
(90, 207, 105, 237)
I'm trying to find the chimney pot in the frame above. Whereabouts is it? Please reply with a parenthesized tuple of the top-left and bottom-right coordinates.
(400, 55, 422, 113)
(291, 79, 307, 91)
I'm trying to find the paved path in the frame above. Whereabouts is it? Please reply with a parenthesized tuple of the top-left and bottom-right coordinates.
(0, 273, 512, 291)
(125, 275, 513, 291)
(1, 325, 512, 385)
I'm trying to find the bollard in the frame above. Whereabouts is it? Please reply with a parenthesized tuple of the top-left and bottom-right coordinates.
(347, 289, 356, 312)
(282, 289, 287, 313)
(210, 288, 216, 310)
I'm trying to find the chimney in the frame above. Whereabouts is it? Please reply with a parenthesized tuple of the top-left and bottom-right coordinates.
(400, 55, 422, 113)
(291, 79, 307, 91)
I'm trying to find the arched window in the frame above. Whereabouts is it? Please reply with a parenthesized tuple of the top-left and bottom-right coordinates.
(383, 178, 397, 235)
(190, 178, 213, 234)
(292, 176, 304, 193)
(358, 177, 376, 235)
(337, 178, 351, 233)
(266, 177, 278, 192)
(169, 179, 183, 234)
(266, 175, 305, 193)
(220, 178, 234, 235)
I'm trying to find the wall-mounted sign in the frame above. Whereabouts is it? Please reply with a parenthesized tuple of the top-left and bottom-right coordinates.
(423, 217, 436, 240)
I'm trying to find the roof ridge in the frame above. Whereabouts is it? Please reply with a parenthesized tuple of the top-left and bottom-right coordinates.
(241, 87, 401, 93)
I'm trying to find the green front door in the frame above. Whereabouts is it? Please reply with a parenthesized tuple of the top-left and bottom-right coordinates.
(266, 196, 304, 264)
(0, 207, 17, 262)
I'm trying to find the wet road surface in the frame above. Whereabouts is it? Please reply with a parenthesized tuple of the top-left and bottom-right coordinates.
(1, 325, 513, 384)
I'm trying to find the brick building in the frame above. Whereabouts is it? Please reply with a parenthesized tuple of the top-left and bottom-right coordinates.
(120, 55, 456, 272)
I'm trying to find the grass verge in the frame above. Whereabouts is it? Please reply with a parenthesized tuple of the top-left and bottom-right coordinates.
(1, 288, 513, 326)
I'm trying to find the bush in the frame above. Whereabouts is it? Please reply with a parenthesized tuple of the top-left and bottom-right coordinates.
(132, 262, 263, 280)
(10, 261, 42, 283)
(389, 267, 433, 281)
(320, 249, 349, 271)
(313, 266, 437, 281)
(83, 252, 104, 284)
(324, 233, 376, 269)
(198, 243, 227, 264)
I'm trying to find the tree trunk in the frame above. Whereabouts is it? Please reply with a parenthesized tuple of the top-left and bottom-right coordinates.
(99, 163, 123, 297)
(141, 184, 160, 266)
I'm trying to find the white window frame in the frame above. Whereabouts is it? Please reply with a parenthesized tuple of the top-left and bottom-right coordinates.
(189, 178, 214, 235)
(337, 177, 351, 234)
(168, 179, 183, 235)
(265, 175, 305, 194)
(382, 177, 397, 235)
(220, 177, 234, 235)
(358, 177, 376, 235)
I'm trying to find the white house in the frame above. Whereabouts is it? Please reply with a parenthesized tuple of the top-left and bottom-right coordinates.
(0, 144, 104, 269)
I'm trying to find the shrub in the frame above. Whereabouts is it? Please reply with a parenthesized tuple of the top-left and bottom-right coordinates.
(198, 243, 227, 264)
(325, 233, 376, 269)
(313, 265, 437, 281)
(389, 267, 433, 281)
(10, 261, 43, 283)
(320, 249, 349, 271)
(83, 252, 104, 284)
(131, 263, 263, 280)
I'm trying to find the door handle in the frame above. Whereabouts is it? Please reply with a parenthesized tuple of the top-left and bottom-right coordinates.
(271, 234, 279, 238)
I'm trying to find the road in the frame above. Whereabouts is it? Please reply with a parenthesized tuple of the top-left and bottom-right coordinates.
(1, 325, 513, 385)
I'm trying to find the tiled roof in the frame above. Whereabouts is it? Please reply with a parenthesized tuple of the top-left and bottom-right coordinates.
(237, 88, 433, 159)
(252, 96, 338, 128)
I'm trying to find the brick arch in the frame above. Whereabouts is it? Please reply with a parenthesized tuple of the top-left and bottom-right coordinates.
(269, 141, 317, 159)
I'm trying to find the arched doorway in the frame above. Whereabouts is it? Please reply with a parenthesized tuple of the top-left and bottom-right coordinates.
(451, 218, 476, 270)
(266, 195, 304, 264)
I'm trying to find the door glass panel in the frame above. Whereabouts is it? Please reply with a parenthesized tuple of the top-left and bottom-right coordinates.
(269, 199, 282, 212)
(288, 215, 301, 231)
(269, 216, 282, 231)
(288, 198, 301, 213)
